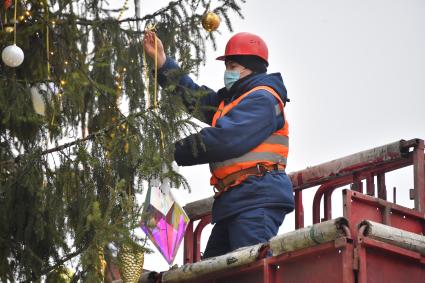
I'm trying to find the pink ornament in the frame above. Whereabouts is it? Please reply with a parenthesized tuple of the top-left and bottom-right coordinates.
(140, 182, 189, 265)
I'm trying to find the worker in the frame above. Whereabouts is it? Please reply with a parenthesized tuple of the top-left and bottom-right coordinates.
(143, 31, 294, 258)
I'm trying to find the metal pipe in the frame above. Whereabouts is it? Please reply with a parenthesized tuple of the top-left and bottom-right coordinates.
(366, 174, 375, 196)
(323, 190, 333, 221)
(412, 140, 425, 213)
(377, 173, 387, 200)
(312, 178, 351, 224)
(183, 221, 194, 264)
(295, 190, 304, 229)
(193, 215, 212, 262)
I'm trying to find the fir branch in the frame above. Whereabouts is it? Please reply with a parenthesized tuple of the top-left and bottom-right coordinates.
(57, 0, 186, 26)
(0, 109, 150, 167)
(24, 246, 86, 283)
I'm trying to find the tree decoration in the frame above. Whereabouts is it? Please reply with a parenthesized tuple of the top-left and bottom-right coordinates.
(0, 0, 244, 281)
(1, 44, 24, 67)
(30, 82, 58, 116)
(201, 11, 221, 32)
(117, 244, 145, 283)
(140, 179, 190, 265)
(141, 162, 189, 265)
(1, 0, 24, 67)
(4, 0, 12, 9)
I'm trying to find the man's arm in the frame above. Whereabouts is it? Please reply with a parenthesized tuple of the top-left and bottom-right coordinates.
(174, 89, 285, 166)
(143, 31, 220, 124)
(157, 57, 221, 124)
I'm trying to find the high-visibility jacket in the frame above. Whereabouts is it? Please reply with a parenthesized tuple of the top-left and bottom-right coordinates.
(210, 85, 289, 190)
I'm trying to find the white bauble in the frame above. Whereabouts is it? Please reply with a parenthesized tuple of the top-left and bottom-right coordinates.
(30, 83, 57, 116)
(30, 86, 46, 116)
(2, 44, 24, 67)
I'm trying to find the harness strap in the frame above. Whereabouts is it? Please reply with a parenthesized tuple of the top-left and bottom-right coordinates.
(213, 163, 286, 198)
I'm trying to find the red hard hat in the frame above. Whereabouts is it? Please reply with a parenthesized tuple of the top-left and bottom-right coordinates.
(216, 32, 269, 64)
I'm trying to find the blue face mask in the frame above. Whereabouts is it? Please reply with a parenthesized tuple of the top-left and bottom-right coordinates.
(224, 70, 241, 90)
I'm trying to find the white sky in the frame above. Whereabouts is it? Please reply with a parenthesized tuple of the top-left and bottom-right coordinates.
(130, 0, 425, 271)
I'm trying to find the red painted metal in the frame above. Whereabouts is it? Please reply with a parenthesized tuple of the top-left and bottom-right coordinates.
(343, 189, 425, 236)
(366, 174, 375, 196)
(393, 186, 397, 204)
(323, 190, 332, 221)
(312, 179, 350, 224)
(351, 173, 363, 193)
(183, 221, 194, 264)
(377, 173, 387, 200)
(413, 139, 425, 213)
(311, 153, 415, 226)
(294, 190, 304, 229)
(268, 240, 355, 283)
(193, 214, 212, 262)
(357, 231, 425, 283)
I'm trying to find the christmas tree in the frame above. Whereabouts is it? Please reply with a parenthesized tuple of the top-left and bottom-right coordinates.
(0, 0, 244, 281)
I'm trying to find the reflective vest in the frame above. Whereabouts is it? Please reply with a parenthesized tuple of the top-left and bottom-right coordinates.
(210, 85, 289, 190)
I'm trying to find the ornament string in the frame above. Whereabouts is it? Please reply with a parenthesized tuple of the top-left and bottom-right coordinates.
(142, 25, 164, 150)
(13, 0, 17, 44)
(153, 32, 158, 109)
(46, 4, 50, 80)
(45, 2, 56, 126)
(142, 46, 150, 109)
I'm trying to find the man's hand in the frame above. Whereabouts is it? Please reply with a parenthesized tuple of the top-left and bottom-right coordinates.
(143, 30, 166, 68)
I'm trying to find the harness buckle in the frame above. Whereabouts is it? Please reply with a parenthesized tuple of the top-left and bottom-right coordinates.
(256, 163, 269, 174)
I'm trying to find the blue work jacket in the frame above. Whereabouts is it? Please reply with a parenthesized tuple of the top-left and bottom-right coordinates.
(157, 57, 295, 223)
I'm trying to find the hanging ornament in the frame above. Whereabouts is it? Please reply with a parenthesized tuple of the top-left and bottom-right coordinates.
(201, 11, 221, 32)
(45, 266, 74, 283)
(117, 244, 144, 283)
(4, 26, 14, 33)
(140, 171, 189, 265)
(1, 44, 24, 67)
(97, 247, 107, 279)
(30, 83, 57, 116)
(4, 0, 12, 9)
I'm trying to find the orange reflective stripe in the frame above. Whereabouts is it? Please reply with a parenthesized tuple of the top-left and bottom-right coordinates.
(219, 88, 257, 118)
(212, 101, 225, 126)
(210, 151, 288, 173)
(251, 144, 289, 155)
(212, 86, 285, 127)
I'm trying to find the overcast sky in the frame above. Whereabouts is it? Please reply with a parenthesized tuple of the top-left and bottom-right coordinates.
(136, 0, 425, 271)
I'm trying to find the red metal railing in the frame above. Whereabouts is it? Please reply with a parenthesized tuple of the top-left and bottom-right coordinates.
(183, 139, 425, 264)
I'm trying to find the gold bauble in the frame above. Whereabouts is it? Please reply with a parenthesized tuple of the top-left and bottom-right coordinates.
(118, 244, 145, 283)
(201, 12, 221, 32)
(4, 26, 14, 33)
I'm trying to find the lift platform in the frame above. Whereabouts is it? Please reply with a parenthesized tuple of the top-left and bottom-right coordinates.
(137, 138, 425, 283)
